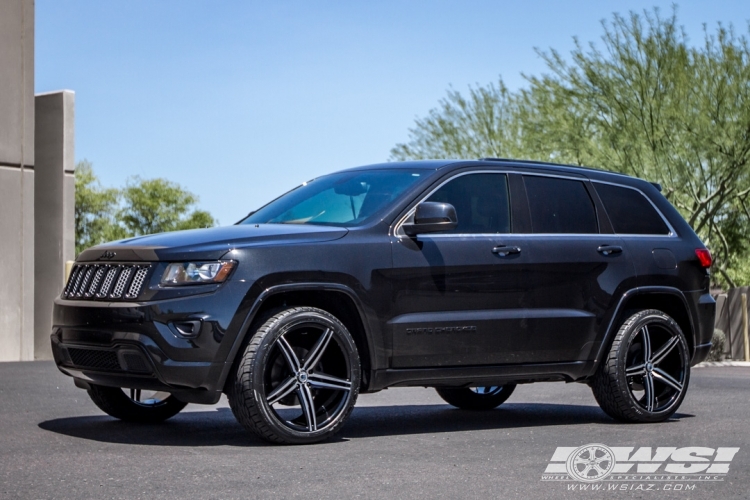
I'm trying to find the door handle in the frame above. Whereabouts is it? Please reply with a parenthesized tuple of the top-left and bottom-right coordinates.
(597, 245, 623, 256)
(492, 245, 521, 257)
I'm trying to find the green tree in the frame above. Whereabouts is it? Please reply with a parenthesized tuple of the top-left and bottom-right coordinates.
(518, 10, 750, 286)
(390, 82, 522, 160)
(118, 177, 216, 237)
(74, 160, 123, 255)
(75, 163, 218, 254)
(391, 8, 750, 287)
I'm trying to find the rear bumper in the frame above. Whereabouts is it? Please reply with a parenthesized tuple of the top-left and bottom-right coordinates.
(688, 291, 716, 366)
(691, 342, 712, 366)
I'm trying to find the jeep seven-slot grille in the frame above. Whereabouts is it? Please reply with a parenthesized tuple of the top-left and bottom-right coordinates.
(63, 264, 152, 300)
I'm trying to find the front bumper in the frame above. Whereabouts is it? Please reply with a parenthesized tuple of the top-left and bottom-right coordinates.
(51, 280, 252, 404)
(51, 331, 221, 403)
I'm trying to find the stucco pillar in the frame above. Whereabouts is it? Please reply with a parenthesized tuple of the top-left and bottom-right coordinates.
(34, 91, 76, 360)
(0, 0, 35, 361)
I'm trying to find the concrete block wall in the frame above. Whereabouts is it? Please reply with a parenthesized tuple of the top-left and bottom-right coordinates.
(0, 0, 35, 361)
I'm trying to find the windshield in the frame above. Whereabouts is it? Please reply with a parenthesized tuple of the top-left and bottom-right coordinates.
(241, 169, 429, 226)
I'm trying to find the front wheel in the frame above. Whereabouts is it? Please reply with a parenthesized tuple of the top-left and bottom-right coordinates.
(87, 385, 187, 423)
(228, 307, 361, 444)
(592, 309, 690, 423)
(435, 384, 516, 410)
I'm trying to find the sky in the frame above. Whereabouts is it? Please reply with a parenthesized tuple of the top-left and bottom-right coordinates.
(36, 1, 750, 226)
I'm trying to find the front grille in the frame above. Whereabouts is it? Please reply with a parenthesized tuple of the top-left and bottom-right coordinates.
(126, 267, 150, 299)
(68, 347, 121, 371)
(63, 263, 152, 300)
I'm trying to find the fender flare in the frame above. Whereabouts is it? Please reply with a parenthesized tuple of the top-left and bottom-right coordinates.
(216, 282, 380, 391)
(590, 286, 696, 374)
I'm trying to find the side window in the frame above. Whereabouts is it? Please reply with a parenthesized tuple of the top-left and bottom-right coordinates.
(594, 183, 670, 235)
(523, 176, 598, 234)
(425, 173, 510, 234)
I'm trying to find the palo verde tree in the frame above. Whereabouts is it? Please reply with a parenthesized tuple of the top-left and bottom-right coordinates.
(391, 7, 750, 287)
(390, 81, 522, 160)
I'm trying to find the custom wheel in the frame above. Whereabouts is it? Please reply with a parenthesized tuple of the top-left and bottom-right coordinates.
(87, 384, 187, 423)
(592, 309, 690, 422)
(435, 384, 516, 410)
(228, 307, 360, 444)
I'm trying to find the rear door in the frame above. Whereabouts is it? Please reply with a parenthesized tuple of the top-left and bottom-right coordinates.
(591, 181, 682, 289)
(515, 173, 636, 363)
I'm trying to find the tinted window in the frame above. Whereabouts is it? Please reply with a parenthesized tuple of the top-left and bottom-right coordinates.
(425, 173, 510, 234)
(523, 176, 598, 234)
(242, 170, 427, 226)
(595, 183, 670, 235)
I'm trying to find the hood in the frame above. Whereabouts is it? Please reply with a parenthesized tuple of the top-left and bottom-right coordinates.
(76, 224, 349, 262)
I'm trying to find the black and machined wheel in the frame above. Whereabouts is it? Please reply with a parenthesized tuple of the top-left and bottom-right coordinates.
(435, 384, 516, 410)
(87, 385, 187, 423)
(592, 309, 690, 423)
(228, 307, 361, 444)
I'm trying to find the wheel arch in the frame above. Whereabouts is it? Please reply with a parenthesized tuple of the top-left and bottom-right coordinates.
(219, 283, 377, 393)
(592, 286, 696, 373)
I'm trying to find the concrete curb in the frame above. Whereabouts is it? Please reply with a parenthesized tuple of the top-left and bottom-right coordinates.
(695, 361, 750, 368)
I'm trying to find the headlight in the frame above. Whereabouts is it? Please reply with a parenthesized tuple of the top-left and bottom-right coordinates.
(161, 261, 236, 286)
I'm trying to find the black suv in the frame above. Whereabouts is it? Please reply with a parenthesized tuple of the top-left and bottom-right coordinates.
(52, 159, 715, 444)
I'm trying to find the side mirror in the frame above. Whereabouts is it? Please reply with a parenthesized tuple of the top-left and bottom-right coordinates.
(403, 202, 458, 236)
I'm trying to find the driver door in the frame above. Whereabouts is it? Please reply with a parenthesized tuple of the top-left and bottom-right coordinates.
(388, 171, 532, 368)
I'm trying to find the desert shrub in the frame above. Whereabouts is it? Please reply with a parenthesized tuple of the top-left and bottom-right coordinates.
(707, 329, 726, 361)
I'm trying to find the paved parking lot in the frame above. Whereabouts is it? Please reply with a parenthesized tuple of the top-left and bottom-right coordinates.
(0, 361, 748, 499)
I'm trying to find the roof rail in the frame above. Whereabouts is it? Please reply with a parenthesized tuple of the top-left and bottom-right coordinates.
(477, 157, 637, 178)
(479, 157, 605, 171)
(478, 157, 552, 167)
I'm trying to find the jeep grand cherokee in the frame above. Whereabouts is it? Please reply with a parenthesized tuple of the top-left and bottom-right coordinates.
(52, 159, 715, 444)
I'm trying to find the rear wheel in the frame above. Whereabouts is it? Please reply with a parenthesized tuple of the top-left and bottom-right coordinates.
(435, 384, 516, 410)
(592, 309, 690, 423)
(228, 307, 361, 444)
(87, 385, 187, 423)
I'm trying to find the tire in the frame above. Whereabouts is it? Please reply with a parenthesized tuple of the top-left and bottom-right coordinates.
(228, 307, 361, 444)
(592, 309, 690, 423)
(87, 385, 187, 423)
(435, 384, 516, 410)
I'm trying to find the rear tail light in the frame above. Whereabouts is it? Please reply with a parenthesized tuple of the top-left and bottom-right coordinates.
(695, 248, 712, 268)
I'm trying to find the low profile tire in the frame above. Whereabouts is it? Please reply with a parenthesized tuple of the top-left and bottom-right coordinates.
(435, 384, 516, 410)
(592, 309, 690, 423)
(228, 307, 361, 444)
(87, 385, 187, 423)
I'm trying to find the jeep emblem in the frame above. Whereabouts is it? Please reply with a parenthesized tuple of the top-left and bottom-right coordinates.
(99, 251, 117, 260)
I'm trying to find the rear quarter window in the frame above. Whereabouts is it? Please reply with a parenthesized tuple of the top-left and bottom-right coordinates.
(594, 182, 670, 235)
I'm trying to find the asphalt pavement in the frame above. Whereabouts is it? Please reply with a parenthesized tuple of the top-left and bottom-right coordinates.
(0, 361, 748, 499)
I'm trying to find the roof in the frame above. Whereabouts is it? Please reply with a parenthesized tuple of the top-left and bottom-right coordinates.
(341, 160, 457, 172)
(345, 158, 628, 178)
(338, 158, 661, 190)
